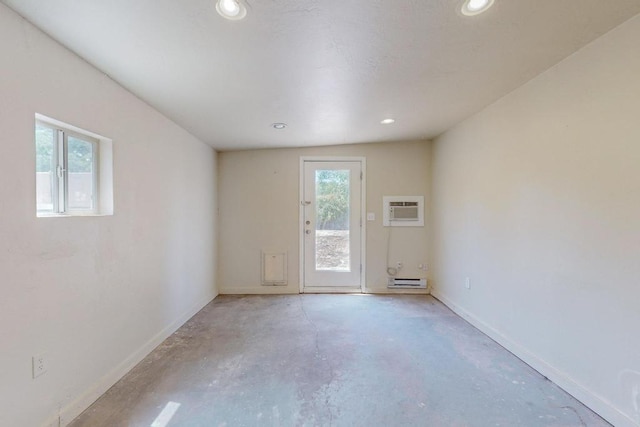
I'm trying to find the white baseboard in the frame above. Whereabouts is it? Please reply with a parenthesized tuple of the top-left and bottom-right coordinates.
(219, 286, 299, 295)
(365, 287, 430, 295)
(219, 286, 430, 295)
(44, 293, 218, 427)
(432, 289, 638, 427)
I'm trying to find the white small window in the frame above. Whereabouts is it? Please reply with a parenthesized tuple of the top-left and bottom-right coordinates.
(35, 114, 113, 217)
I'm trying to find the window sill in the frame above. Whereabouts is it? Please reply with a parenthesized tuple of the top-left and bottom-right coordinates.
(37, 212, 113, 218)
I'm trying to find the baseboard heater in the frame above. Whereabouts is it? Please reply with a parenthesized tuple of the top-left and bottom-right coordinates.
(387, 278, 427, 289)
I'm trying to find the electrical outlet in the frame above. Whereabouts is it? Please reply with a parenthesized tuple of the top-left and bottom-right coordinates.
(418, 263, 428, 271)
(465, 277, 470, 290)
(32, 354, 47, 378)
(396, 262, 403, 269)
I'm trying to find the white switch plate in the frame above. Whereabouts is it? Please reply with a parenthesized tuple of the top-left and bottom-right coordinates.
(32, 354, 47, 378)
(367, 212, 375, 221)
(465, 277, 470, 289)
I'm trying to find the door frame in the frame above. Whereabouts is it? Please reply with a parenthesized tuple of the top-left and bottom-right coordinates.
(299, 156, 366, 293)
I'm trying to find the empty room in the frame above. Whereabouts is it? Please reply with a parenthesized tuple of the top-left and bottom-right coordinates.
(1, 0, 639, 426)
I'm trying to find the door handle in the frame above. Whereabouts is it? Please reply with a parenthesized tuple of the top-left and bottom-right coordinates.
(305, 230, 311, 235)
(301, 201, 311, 206)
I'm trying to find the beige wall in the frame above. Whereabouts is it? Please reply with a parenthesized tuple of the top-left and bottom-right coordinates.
(218, 140, 431, 294)
(431, 14, 640, 427)
(0, 5, 218, 426)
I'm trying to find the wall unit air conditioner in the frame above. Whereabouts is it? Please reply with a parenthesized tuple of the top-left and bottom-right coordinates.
(383, 196, 424, 226)
(389, 201, 419, 221)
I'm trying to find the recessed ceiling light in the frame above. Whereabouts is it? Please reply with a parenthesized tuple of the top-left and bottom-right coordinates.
(381, 119, 395, 125)
(216, 0, 247, 20)
(272, 123, 287, 130)
(461, 0, 494, 16)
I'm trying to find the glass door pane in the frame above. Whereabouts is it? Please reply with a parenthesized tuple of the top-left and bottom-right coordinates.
(315, 169, 350, 271)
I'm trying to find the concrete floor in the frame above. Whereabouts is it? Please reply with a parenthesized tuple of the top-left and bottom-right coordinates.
(70, 295, 609, 427)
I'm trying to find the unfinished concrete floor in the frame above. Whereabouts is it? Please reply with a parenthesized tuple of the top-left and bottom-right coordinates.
(70, 295, 608, 427)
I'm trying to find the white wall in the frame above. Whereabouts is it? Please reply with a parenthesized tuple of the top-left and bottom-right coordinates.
(431, 14, 640, 427)
(218, 141, 431, 294)
(0, 4, 218, 426)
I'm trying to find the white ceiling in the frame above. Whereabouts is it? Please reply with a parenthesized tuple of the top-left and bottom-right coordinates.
(4, 1, 640, 151)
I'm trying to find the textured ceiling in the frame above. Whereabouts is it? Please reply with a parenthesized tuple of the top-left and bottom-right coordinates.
(3, 0, 640, 150)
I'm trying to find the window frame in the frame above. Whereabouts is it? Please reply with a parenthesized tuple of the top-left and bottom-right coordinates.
(35, 115, 112, 217)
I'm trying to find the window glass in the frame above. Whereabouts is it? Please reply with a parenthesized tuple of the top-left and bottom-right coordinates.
(67, 136, 95, 210)
(35, 124, 55, 213)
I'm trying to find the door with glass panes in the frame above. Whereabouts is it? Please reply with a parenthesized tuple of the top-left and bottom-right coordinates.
(302, 160, 362, 291)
